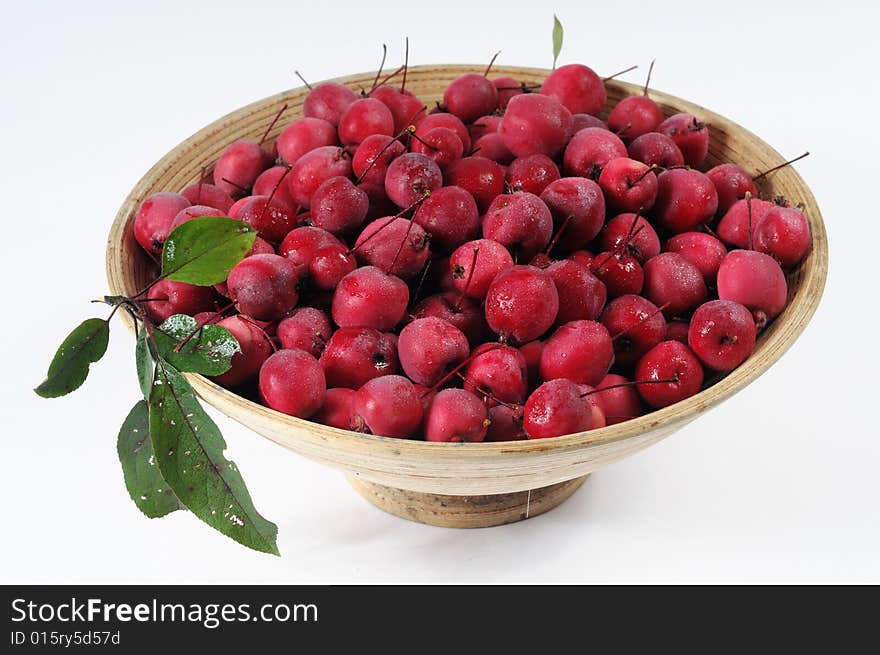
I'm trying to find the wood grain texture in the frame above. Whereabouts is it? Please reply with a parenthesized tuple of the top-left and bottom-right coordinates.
(106, 65, 828, 511)
(348, 475, 588, 528)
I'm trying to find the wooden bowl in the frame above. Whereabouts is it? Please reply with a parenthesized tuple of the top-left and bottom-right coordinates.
(106, 65, 828, 528)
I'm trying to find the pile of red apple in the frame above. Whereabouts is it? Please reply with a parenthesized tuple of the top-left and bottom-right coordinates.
(132, 63, 811, 442)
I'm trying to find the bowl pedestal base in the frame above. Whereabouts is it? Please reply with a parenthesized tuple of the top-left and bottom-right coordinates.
(347, 475, 588, 528)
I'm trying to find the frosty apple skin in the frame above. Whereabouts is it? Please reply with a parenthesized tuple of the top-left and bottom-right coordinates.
(484, 266, 559, 344)
(259, 349, 326, 419)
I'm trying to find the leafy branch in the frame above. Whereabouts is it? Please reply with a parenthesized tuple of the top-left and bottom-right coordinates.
(35, 216, 280, 556)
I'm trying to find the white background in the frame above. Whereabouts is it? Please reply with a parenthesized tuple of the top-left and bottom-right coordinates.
(1, 0, 877, 583)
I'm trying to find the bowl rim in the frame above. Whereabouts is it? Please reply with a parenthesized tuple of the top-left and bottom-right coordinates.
(106, 63, 828, 458)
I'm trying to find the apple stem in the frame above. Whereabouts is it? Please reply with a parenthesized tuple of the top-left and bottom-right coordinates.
(643, 59, 656, 96)
(259, 104, 288, 147)
(753, 151, 810, 180)
(602, 64, 638, 82)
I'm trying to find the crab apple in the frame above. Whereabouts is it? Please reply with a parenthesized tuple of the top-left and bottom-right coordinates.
(384, 153, 442, 208)
(664, 232, 727, 284)
(278, 226, 344, 276)
(211, 315, 273, 387)
(485, 405, 527, 441)
(332, 266, 409, 331)
(134, 192, 190, 255)
(337, 97, 394, 146)
(539, 177, 606, 249)
(303, 81, 359, 126)
(463, 343, 528, 405)
(213, 140, 270, 197)
(665, 320, 690, 344)
(485, 265, 558, 343)
(305, 244, 353, 290)
(275, 117, 338, 165)
(353, 217, 430, 279)
(259, 349, 326, 418)
(716, 250, 787, 328)
(227, 253, 299, 321)
(445, 156, 505, 212)
(370, 84, 425, 133)
(627, 132, 685, 168)
(600, 294, 666, 367)
(590, 252, 644, 298)
(571, 113, 608, 132)
(313, 387, 357, 430)
(754, 205, 811, 267)
(539, 320, 614, 386)
(449, 238, 514, 300)
(472, 133, 515, 164)
(607, 95, 664, 143)
(352, 134, 406, 187)
(416, 113, 472, 153)
(144, 280, 214, 323)
(169, 204, 224, 231)
(655, 113, 709, 168)
(424, 389, 490, 442)
(444, 73, 499, 124)
(688, 300, 756, 371)
(482, 191, 553, 261)
(411, 292, 484, 346)
(252, 166, 297, 212)
(568, 250, 594, 269)
(234, 195, 297, 244)
(598, 157, 659, 213)
(523, 379, 603, 439)
(505, 154, 561, 195)
(277, 307, 332, 358)
(181, 183, 234, 213)
(398, 317, 469, 386)
(411, 126, 464, 169)
(288, 146, 352, 209)
(309, 176, 369, 236)
(518, 340, 544, 390)
(654, 168, 719, 234)
(546, 260, 607, 323)
(412, 186, 480, 252)
(500, 93, 573, 157)
(492, 76, 522, 109)
(598, 213, 660, 264)
(320, 326, 399, 389)
(354, 375, 422, 438)
(706, 163, 758, 215)
(213, 236, 275, 298)
(643, 252, 707, 317)
(594, 374, 645, 425)
(469, 114, 504, 142)
(635, 340, 704, 408)
(563, 127, 627, 178)
(716, 196, 775, 249)
(542, 63, 606, 115)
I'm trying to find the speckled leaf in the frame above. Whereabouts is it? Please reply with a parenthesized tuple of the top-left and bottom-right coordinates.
(154, 314, 240, 376)
(136, 327, 153, 398)
(118, 400, 182, 518)
(552, 15, 564, 69)
(148, 361, 279, 555)
(35, 318, 110, 398)
(161, 216, 256, 285)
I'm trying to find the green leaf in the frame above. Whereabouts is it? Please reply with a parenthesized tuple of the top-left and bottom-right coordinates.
(154, 314, 240, 376)
(161, 216, 257, 285)
(149, 360, 279, 555)
(117, 400, 183, 518)
(35, 318, 110, 398)
(552, 14, 564, 70)
(136, 327, 153, 398)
